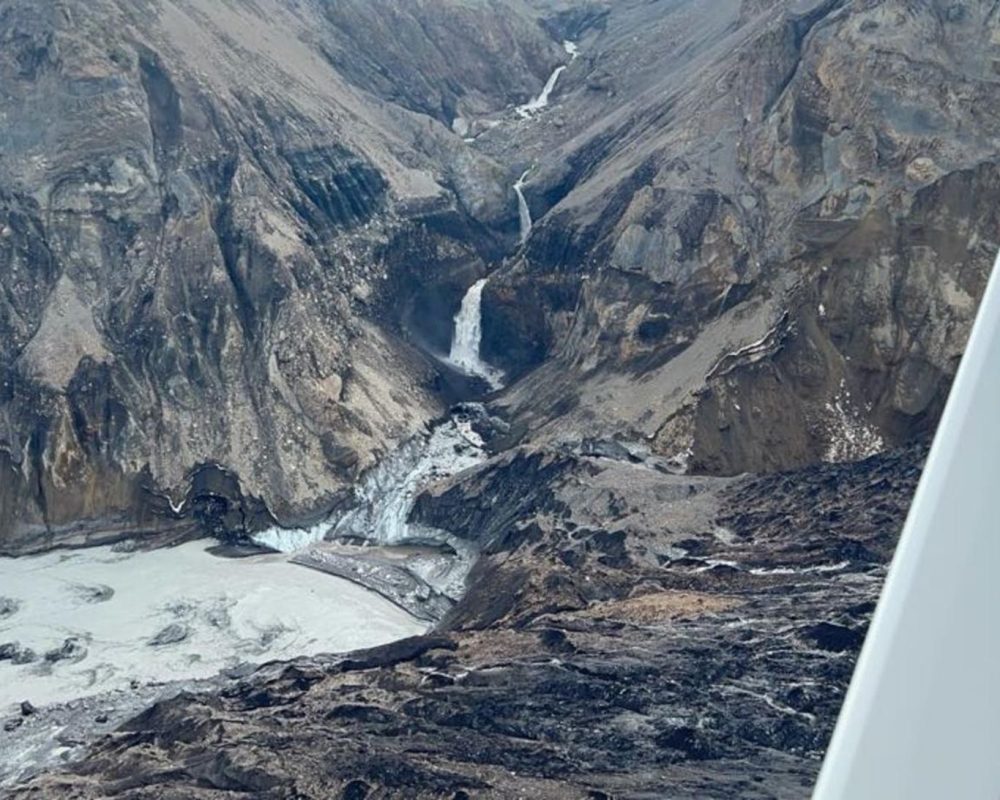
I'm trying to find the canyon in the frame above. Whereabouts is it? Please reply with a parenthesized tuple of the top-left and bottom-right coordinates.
(1, 0, 998, 796)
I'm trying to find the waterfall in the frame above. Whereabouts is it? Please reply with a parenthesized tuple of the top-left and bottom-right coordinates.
(514, 169, 532, 244)
(516, 66, 567, 117)
(515, 40, 580, 118)
(448, 278, 504, 388)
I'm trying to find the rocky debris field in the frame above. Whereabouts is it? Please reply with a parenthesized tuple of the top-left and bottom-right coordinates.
(9, 442, 925, 798)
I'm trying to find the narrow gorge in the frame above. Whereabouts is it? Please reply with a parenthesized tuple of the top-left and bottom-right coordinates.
(1, 0, 998, 796)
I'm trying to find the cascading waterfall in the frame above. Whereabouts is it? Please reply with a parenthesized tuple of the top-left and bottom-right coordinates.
(255, 37, 584, 608)
(514, 40, 578, 118)
(448, 278, 505, 388)
(510, 42, 579, 245)
(513, 169, 532, 244)
(515, 66, 566, 117)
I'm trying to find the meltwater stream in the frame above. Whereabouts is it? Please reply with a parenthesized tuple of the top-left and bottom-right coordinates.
(515, 40, 579, 118)
(253, 282, 504, 612)
(252, 407, 493, 616)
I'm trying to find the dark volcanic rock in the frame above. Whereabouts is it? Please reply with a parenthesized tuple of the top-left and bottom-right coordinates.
(0, 642, 37, 665)
(147, 624, 190, 648)
(42, 638, 87, 664)
(11, 446, 924, 799)
(799, 622, 865, 653)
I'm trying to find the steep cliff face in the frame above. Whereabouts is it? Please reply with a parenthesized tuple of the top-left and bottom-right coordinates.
(483, 0, 999, 473)
(0, 0, 561, 551)
(1, 0, 996, 551)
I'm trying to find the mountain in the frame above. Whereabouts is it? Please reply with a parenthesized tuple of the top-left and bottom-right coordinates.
(0, 0, 562, 551)
(2, 0, 995, 553)
(484, 0, 998, 475)
(2, 0, 998, 795)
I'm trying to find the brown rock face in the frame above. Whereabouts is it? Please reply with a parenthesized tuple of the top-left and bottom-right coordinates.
(0, 0, 562, 551)
(484, 0, 998, 475)
(1, 0, 995, 550)
(1, 1, 995, 796)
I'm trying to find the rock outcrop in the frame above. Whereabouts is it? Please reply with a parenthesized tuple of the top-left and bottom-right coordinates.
(480, 0, 998, 475)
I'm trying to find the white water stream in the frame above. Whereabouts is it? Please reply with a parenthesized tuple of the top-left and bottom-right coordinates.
(513, 169, 533, 244)
(515, 65, 566, 117)
(254, 413, 488, 554)
(515, 40, 578, 118)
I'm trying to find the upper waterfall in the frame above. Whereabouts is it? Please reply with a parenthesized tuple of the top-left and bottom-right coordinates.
(448, 278, 504, 389)
(514, 40, 577, 118)
(515, 66, 567, 117)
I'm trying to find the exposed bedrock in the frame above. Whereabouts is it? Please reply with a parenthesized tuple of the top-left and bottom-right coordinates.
(0, 0, 996, 551)
(486, 0, 1000, 476)
(0, 0, 564, 550)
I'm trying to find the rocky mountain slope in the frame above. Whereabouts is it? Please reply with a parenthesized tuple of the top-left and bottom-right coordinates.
(1, 0, 996, 552)
(2, 0, 997, 796)
(0, 0, 562, 551)
(481, 0, 999, 475)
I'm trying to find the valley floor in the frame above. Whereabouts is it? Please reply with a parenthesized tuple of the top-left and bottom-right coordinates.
(0, 541, 426, 788)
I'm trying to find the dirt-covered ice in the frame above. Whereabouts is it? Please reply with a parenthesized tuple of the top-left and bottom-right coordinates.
(0, 540, 426, 713)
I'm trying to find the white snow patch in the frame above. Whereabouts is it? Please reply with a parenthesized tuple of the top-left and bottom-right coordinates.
(748, 560, 851, 576)
(822, 379, 885, 463)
